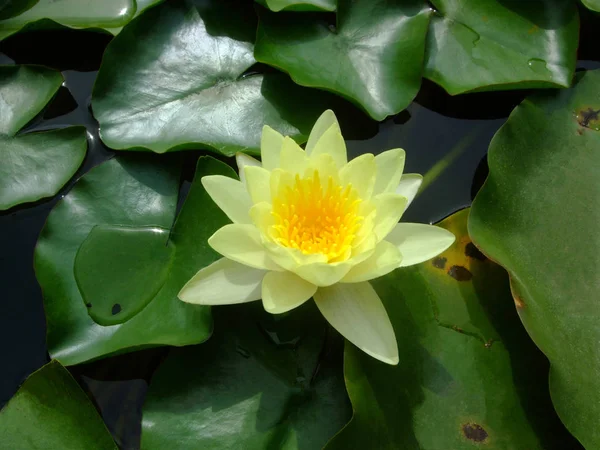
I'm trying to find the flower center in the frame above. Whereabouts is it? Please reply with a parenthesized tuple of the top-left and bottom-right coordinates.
(270, 170, 363, 261)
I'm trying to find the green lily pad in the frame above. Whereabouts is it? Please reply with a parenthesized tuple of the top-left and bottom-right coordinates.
(0, 360, 117, 449)
(0, 0, 37, 20)
(141, 301, 351, 449)
(469, 70, 600, 448)
(254, 0, 432, 121)
(0, 65, 86, 210)
(581, 0, 600, 11)
(34, 155, 234, 365)
(255, 0, 336, 12)
(0, 0, 135, 40)
(104, 0, 164, 35)
(93, 0, 356, 156)
(424, 0, 579, 95)
(326, 209, 576, 450)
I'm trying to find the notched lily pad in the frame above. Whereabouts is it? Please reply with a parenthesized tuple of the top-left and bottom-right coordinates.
(74, 225, 175, 326)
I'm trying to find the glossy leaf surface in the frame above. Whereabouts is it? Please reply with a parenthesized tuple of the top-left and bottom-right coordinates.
(469, 70, 600, 448)
(34, 155, 233, 365)
(581, 0, 600, 11)
(0, 0, 37, 20)
(94, 0, 353, 155)
(425, 0, 579, 94)
(326, 209, 576, 450)
(254, 0, 431, 120)
(0, 360, 117, 449)
(0, 65, 86, 210)
(255, 0, 336, 12)
(142, 302, 351, 450)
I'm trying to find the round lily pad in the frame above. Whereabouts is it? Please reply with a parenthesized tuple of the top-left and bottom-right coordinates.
(255, 0, 336, 12)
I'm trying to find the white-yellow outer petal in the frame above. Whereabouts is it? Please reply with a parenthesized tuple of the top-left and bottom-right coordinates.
(341, 240, 403, 283)
(244, 166, 271, 204)
(262, 271, 317, 314)
(371, 193, 408, 241)
(178, 257, 265, 305)
(208, 224, 282, 271)
(294, 260, 352, 287)
(314, 282, 398, 365)
(280, 137, 309, 176)
(373, 148, 405, 195)
(339, 153, 376, 200)
(201, 175, 252, 224)
(261, 125, 284, 171)
(386, 223, 455, 267)
(305, 109, 339, 155)
(235, 152, 261, 186)
(396, 173, 422, 211)
(308, 123, 347, 169)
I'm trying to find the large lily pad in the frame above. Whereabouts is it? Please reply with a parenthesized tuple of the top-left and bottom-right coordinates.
(581, 0, 600, 11)
(34, 155, 233, 365)
(141, 301, 351, 450)
(0, 360, 117, 449)
(93, 0, 356, 156)
(0, 65, 86, 210)
(0, 0, 135, 40)
(469, 70, 600, 448)
(254, 0, 431, 121)
(0, 0, 37, 20)
(424, 0, 579, 95)
(326, 209, 576, 450)
(255, 0, 336, 12)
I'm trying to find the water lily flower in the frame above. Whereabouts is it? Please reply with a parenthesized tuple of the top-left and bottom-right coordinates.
(178, 111, 455, 365)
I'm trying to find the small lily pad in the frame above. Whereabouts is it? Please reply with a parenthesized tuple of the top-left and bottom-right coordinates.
(255, 0, 336, 12)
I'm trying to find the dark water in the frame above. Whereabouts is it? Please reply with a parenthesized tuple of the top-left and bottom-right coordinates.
(1, 11, 599, 449)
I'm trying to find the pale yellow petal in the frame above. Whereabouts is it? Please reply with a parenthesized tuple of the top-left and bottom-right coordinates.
(236, 152, 261, 186)
(386, 223, 455, 267)
(261, 271, 317, 314)
(309, 123, 347, 168)
(263, 240, 327, 272)
(249, 201, 274, 236)
(244, 166, 271, 204)
(340, 153, 376, 200)
(178, 257, 265, 305)
(373, 148, 406, 195)
(280, 137, 309, 176)
(201, 175, 252, 224)
(305, 110, 339, 155)
(372, 193, 408, 241)
(314, 282, 398, 365)
(261, 125, 284, 171)
(396, 173, 422, 211)
(208, 224, 282, 271)
(294, 260, 352, 287)
(307, 153, 340, 185)
(342, 240, 402, 283)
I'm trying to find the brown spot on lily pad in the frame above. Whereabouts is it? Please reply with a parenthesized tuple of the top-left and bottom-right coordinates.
(448, 265, 472, 281)
(465, 242, 487, 261)
(576, 107, 600, 130)
(462, 423, 488, 442)
(111, 304, 122, 315)
(514, 296, 525, 309)
(432, 257, 447, 269)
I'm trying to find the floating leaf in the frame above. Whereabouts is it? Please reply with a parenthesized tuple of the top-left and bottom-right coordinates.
(104, 0, 164, 35)
(141, 302, 350, 450)
(93, 0, 358, 155)
(424, 0, 579, 95)
(326, 209, 577, 450)
(255, 0, 336, 12)
(255, 0, 431, 120)
(0, 360, 117, 449)
(0, 65, 86, 210)
(469, 70, 600, 448)
(34, 155, 233, 365)
(0, 0, 135, 40)
(0, 0, 37, 20)
(581, 0, 600, 11)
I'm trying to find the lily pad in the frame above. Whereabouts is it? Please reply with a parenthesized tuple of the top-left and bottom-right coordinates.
(93, 0, 357, 156)
(424, 0, 579, 95)
(254, 0, 432, 120)
(0, 65, 86, 210)
(581, 0, 600, 11)
(104, 0, 164, 35)
(0, 360, 117, 449)
(141, 301, 351, 450)
(34, 155, 234, 365)
(469, 70, 600, 448)
(255, 0, 336, 12)
(0, 0, 37, 20)
(0, 0, 135, 40)
(326, 209, 576, 450)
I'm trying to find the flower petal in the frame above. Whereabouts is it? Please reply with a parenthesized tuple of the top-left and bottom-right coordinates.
(342, 240, 402, 283)
(314, 282, 398, 365)
(305, 109, 339, 155)
(201, 175, 252, 224)
(261, 271, 317, 314)
(208, 224, 282, 271)
(340, 153, 376, 200)
(396, 173, 422, 211)
(309, 123, 347, 169)
(236, 152, 261, 186)
(261, 125, 284, 171)
(244, 166, 271, 204)
(280, 137, 309, 176)
(294, 261, 352, 287)
(373, 148, 405, 195)
(371, 193, 408, 241)
(178, 257, 265, 305)
(249, 201, 274, 236)
(386, 223, 455, 267)
(263, 239, 327, 271)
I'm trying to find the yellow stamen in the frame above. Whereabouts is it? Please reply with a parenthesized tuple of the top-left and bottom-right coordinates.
(270, 170, 363, 261)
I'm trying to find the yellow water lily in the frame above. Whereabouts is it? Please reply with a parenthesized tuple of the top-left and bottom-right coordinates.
(178, 111, 455, 364)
